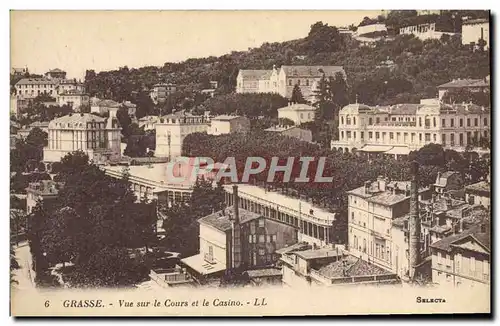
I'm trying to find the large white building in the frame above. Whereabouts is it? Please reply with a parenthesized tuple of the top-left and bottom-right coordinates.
(331, 101, 491, 157)
(57, 90, 90, 111)
(43, 113, 121, 164)
(462, 18, 489, 50)
(14, 78, 58, 98)
(347, 177, 431, 277)
(399, 23, 457, 41)
(277, 103, 316, 125)
(155, 113, 209, 159)
(236, 65, 346, 102)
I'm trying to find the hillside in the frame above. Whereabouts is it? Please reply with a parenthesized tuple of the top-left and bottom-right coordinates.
(82, 11, 490, 118)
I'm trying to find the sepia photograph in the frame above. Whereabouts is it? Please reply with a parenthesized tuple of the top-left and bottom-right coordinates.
(9, 9, 491, 317)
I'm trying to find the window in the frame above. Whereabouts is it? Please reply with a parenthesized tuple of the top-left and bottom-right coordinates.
(208, 246, 213, 259)
(450, 134, 455, 145)
(376, 117, 380, 124)
(369, 131, 373, 139)
(369, 118, 373, 125)
(351, 212, 355, 221)
(271, 235, 277, 242)
(360, 131, 364, 139)
(459, 133, 464, 146)
(484, 117, 488, 126)
(375, 132, 380, 139)
(467, 118, 471, 127)
(259, 235, 265, 243)
(419, 134, 422, 142)
(258, 219, 264, 227)
(433, 117, 436, 127)
(474, 118, 478, 127)
(459, 119, 463, 127)
(297, 79, 301, 86)
(288, 79, 292, 86)
(442, 119, 445, 127)
(306, 79, 309, 86)
(300, 113, 304, 119)
(433, 134, 437, 142)
(392, 117, 396, 121)
(442, 134, 446, 145)
(390, 132, 394, 140)
(341, 116, 344, 125)
(450, 119, 454, 127)
(250, 222, 256, 234)
(353, 117, 356, 125)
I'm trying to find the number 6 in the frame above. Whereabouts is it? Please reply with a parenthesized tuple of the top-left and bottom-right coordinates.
(44, 300, 50, 307)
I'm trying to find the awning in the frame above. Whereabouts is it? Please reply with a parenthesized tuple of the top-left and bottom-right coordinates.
(384, 146, 411, 155)
(181, 254, 226, 276)
(359, 145, 393, 152)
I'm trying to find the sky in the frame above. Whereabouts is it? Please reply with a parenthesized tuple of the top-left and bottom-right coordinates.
(10, 10, 382, 79)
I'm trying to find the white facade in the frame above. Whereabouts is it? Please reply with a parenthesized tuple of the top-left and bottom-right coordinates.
(462, 19, 489, 49)
(199, 223, 227, 266)
(278, 103, 316, 125)
(57, 91, 90, 111)
(208, 115, 250, 135)
(15, 78, 57, 99)
(356, 23, 387, 36)
(43, 113, 121, 164)
(399, 23, 457, 41)
(331, 102, 491, 156)
(155, 114, 209, 159)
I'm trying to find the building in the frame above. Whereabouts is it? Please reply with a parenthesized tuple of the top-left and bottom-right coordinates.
(25, 180, 64, 214)
(264, 125, 313, 143)
(207, 115, 250, 135)
(45, 68, 67, 80)
(430, 223, 490, 287)
(138, 115, 160, 131)
(223, 184, 339, 247)
(417, 10, 441, 16)
(56, 78, 85, 94)
(331, 102, 491, 157)
(236, 65, 346, 102)
(181, 185, 298, 284)
(17, 121, 50, 139)
(14, 78, 58, 99)
(280, 244, 399, 287)
(347, 176, 432, 277)
(155, 113, 209, 159)
(43, 113, 121, 164)
(90, 99, 122, 116)
(399, 23, 457, 41)
(277, 103, 316, 125)
(278, 66, 346, 101)
(462, 18, 489, 50)
(57, 90, 90, 111)
(465, 181, 490, 209)
(236, 69, 275, 94)
(149, 83, 176, 104)
(356, 23, 387, 36)
(433, 171, 464, 197)
(437, 77, 490, 101)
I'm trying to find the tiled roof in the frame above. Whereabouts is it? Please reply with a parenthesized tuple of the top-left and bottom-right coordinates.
(275, 242, 312, 255)
(281, 66, 346, 79)
(293, 248, 343, 260)
(50, 113, 106, 125)
(278, 103, 316, 111)
(431, 224, 490, 252)
(437, 78, 489, 89)
(59, 89, 87, 96)
(245, 268, 282, 278)
(16, 78, 57, 85)
(388, 103, 423, 115)
(316, 255, 389, 278)
(198, 206, 262, 232)
(212, 115, 243, 121)
(238, 70, 272, 80)
(94, 99, 121, 108)
(465, 181, 490, 194)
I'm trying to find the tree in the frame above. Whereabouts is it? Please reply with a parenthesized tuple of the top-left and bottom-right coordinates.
(290, 84, 306, 104)
(57, 151, 89, 181)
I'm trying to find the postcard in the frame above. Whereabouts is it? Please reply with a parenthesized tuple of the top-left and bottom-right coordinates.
(10, 10, 491, 317)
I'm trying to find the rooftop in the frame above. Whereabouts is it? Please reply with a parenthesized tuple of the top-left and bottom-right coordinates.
(16, 78, 57, 85)
(348, 179, 429, 206)
(465, 181, 490, 194)
(316, 255, 389, 278)
(293, 247, 343, 260)
(198, 206, 262, 232)
(238, 69, 273, 80)
(224, 184, 337, 223)
(275, 241, 312, 255)
(93, 99, 121, 108)
(26, 180, 64, 196)
(244, 268, 282, 278)
(431, 224, 490, 252)
(49, 113, 106, 128)
(462, 18, 489, 25)
(278, 103, 316, 111)
(437, 78, 489, 89)
(211, 115, 244, 121)
(264, 125, 297, 132)
(434, 171, 460, 187)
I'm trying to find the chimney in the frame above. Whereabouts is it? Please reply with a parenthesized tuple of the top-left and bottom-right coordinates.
(409, 161, 421, 280)
(377, 176, 386, 191)
(231, 184, 242, 270)
(364, 181, 370, 194)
